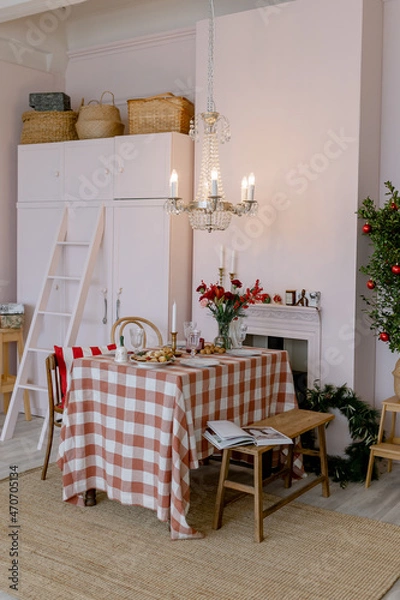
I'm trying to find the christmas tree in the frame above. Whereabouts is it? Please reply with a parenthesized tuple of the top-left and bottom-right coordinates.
(357, 181, 400, 353)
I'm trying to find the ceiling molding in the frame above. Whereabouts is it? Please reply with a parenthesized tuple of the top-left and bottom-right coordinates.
(67, 26, 195, 61)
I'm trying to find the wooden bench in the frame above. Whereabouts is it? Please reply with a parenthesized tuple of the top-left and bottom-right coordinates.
(212, 408, 334, 542)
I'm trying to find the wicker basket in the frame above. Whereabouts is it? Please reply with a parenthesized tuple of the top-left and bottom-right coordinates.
(76, 119, 125, 140)
(21, 110, 78, 144)
(127, 93, 194, 135)
(76, 91, 124, 139)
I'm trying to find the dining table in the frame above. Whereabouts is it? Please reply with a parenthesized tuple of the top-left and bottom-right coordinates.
(57, 348, 299, 540)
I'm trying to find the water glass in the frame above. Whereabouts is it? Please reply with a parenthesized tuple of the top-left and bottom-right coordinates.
(184, 321, 197, 341)
(188, 329, 201, 358)
(129, 327, 144, 354)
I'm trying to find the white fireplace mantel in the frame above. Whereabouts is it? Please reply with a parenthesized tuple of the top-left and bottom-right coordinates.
(245, 304, 321, 389)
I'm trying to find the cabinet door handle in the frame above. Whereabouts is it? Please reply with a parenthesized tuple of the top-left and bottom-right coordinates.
(104, 168, 110, 175)
(118, 167, 124, 174)
(54, 170, 60, 178)
(116, 288, 123, 321)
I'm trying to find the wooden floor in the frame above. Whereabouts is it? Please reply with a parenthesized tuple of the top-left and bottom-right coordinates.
(0, 414, 399, 599)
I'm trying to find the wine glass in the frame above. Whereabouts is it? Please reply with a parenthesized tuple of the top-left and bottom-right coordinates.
(238, 323, 248, 348)
(129, 327, 144, 355)
(188, 329, 201, 358)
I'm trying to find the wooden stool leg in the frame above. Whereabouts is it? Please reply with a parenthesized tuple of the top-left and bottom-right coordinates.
(213, 449, 232, 530)
(365, 450, 375, 488)
(317, 423, 330, 497)
(284, 443, 294, 489)
(254, 452, 264, 543)
(41, 418, 54, 480)
(17, 330, 31, 421)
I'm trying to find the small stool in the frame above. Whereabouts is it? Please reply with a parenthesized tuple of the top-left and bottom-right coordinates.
(212, 408, 334, 542)
(0, 328, 31, 420)
(365, 396, 400, 488)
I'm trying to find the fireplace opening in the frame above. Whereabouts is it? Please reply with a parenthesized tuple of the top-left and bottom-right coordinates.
(246, 333, 308, 404)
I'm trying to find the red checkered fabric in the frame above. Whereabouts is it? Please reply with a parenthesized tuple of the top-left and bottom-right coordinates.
(57, 350, 297, 540)
(54, 344, 116, 406)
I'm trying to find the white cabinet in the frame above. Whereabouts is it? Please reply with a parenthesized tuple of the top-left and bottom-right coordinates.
(18, 143, 63, 201)
(64, 139, 114, 201)
(17, 133, 193, 388)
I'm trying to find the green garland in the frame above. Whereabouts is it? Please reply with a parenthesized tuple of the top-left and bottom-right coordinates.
(299, 384, 380, 487)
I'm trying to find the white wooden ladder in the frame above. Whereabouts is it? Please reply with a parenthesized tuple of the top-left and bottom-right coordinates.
(0, 204, 105, 445)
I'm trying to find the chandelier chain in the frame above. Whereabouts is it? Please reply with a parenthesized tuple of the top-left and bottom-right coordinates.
(207, 0, 215, 113)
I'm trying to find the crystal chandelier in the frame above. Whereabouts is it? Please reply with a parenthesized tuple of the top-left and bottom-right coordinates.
(165, 0, 258, 233)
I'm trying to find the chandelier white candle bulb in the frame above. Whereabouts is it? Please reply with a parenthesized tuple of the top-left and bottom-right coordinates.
(248, 173, 255, 201)
(211, 169, 219, 196)
(170, 170, 178, 198)
(172, 301, 177, 332)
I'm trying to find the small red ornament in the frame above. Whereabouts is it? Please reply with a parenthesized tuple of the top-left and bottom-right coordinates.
(366, 280, 376, 290)
(379, 332, 390, 342)
(362, 223, 371, 234)
(391, 202, 398, 210)
(391, 264, 400, 275)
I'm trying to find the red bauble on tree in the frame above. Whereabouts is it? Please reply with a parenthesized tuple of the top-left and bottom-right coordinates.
(362, 223, 372, 234)
(379, 332, 390, 342)
(390, 202, 398, 210)
(391, 264, 400, 275)
(366, 280, 376, 290)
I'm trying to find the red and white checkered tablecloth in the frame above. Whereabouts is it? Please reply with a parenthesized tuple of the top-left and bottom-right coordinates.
(57, 349, 297, 540)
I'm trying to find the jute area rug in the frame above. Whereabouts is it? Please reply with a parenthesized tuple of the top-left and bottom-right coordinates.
(1, 463, 399, 600)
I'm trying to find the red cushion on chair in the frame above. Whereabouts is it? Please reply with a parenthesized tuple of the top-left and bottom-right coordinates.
(54, 344, 116, 406)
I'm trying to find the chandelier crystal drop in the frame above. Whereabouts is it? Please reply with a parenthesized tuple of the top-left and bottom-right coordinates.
(165, 0, 258, 233)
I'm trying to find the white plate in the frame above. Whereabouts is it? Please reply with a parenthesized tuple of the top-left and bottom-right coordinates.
(180, 358, 220, 368)
(130, 356, 174, 368)
(226, 349, 263, 357)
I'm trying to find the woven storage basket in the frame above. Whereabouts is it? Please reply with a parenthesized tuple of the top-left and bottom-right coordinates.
(127, 93, 194, 135)
(77, 91, 121, 123)
(21, 110, 78, 144)
(76, 119, 125, 140)
(76, 91, 124, 139)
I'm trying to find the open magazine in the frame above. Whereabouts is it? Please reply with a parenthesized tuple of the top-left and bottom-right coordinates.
(204, 419, 293, 450)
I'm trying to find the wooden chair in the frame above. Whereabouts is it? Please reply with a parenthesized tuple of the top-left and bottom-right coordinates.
(365, 396, 400, 488)
(212, 408, 334, 542)
(41, 353, 63, 480)
(110, 317, 163, 349)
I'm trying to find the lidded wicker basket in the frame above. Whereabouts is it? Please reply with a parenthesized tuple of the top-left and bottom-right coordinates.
(20, 110, 78, 144)
(127, 93, 194, 135)
(76, 91, 124, 139)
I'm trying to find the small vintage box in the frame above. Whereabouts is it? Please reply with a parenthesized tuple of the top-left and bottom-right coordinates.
(0, 303, 25, 329)
(29, 92, 71, 112)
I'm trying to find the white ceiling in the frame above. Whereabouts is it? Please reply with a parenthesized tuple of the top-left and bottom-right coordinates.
(0, 0, 88, 23)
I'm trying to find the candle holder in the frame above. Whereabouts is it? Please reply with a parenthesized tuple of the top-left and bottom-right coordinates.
(218, 267, 224, 286)
(170, 331, 178, 354)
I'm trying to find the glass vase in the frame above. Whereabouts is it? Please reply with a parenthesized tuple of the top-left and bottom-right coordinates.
(214, 320, 233, 349)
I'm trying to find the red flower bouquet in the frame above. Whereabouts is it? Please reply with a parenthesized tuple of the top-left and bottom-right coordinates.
(196, 279, 270, 347)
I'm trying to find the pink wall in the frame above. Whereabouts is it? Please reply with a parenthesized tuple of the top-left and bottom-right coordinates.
(192, 0, 381, 404)
(0, 61, 58, 307)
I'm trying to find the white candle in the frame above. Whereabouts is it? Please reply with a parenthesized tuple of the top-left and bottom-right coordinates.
(219, 244, 225, 269)
(171, 301, 177, 332)
(248, 172, 255, 201)
(241, 176, 248, 202)
(170, 170, 178, 198)
(230, 249, 236, 274)
(211, 169, 218, 196)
